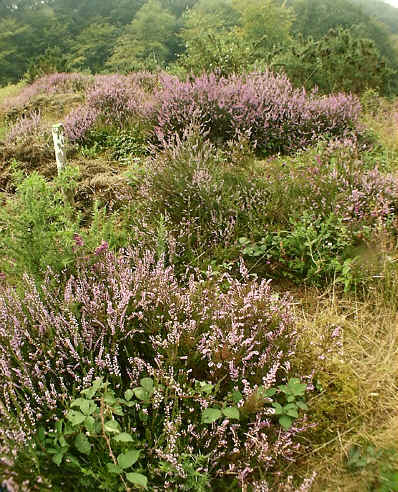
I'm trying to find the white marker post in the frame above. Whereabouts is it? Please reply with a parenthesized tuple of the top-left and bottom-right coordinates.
(52, 123, 67, 175)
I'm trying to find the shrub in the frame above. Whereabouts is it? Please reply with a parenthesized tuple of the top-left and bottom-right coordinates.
(238, 138, 398, 286)
(0, 249, 311, 490)
(4, 110, 42, 143)
(64, 74, 155, 143)
(154, 71, 361, 154)
(0, 168, 131, 282)
(1, 72, 91, 114)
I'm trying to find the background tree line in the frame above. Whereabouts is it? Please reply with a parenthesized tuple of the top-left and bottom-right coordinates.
(1, 0, 398, 95)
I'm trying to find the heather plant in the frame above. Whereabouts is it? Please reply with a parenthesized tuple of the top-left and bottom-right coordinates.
(0, 249, 311, 490)
(137, 129, 252, 268)
(1, 72, 91, 114)
(237, 140, 398, 286)
(139, 131, 398, 286)
(154, 71, 361, 155)
(4, 110, 43, 143)
(64, 74, 155, 143)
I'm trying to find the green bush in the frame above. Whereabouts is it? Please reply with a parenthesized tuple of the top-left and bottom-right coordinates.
(0, 166, 131, 282)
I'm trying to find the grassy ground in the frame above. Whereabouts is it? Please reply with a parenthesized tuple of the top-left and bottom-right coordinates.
(292, 284, 398, 491)
(0, 82, 24, 140)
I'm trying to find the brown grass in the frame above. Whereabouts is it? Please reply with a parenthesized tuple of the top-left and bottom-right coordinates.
(288, 283, 398, 491)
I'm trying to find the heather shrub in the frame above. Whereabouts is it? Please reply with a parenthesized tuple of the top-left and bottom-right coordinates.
(154, 71, 361, 155)
(4, 110, 43, 143)
(138, 132, 398, 287)
(137, 129, 264, 269)
(1, 72, 91, 114)
(64, 74, 156, 143)
(239, 139, 398, 286)
(0, 249, 312, 490)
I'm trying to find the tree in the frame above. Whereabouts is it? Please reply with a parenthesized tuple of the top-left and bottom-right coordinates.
(68, 21, 120, 73)
(289, 0, 397, 65)
(107, 0, 178, 72)
(234, 0, 294, 54)
(273, 27, 395, 95)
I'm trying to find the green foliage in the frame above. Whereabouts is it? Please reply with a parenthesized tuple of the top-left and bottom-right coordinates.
(0, 165, 131, 282)
(274, 28, 395, 95)
(32, 378, 147, 490)
(234, 0, 294, 54)
(176, 29, 253, 77)
(0, 168, 77, 280)
(79, 127, 148, 161)
(290, 0, 397, 66)
(23, 47, 70, 84)
(68, 21, 120, 73)
(272, 378, 308, 430)
(346, 445, 398, 492)
(199, 377, 308, 430)
(240, 212, 356, 287)
(107, 0, 178, 72)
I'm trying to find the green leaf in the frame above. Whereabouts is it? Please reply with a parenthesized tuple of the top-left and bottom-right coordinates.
(81, 378, 103, 399)
(106, 462, 123, 474)
(117, 449, 141, 469)
(140, 378, 154, 394)
(134, 388, 149, 401)
(279, 415, 293, 429)
(201, 408, 222, 424)
(58, 435, 68, 448)
(296, 401, 308, 410)
(222, 407, 240, 420)
(104, 391, 116, 404)
(65, 455, 80, 467)
(197, 381, 214, 395)
(104, 420, 120, 433)
(284, 404, 299, 418)
(285, 378, 307, 396)
(231, 391, 243, 403)
(84, 416, 96, 432)
(272, 402, 283, 415)
(66, 410, 86, 426)
(257, 386, 276, 398)
(112, 405, 124, 416)
(74, 433, 91, 455)
(38, 426, 46, 441)
(126, 472, 148, 488)
(52, 453, 63, 466)
(71, 398, 90, 415)
(124, 389, 134, 401)
(112, 432, 134, 443)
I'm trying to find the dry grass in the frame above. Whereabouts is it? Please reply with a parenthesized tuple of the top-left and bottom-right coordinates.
(0, 82, 24, 106)
(288, 284, 398, 491)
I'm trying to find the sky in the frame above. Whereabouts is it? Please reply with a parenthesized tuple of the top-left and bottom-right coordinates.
(385, 0, 398, 7)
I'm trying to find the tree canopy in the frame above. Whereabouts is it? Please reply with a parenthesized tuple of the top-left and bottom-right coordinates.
(1, 0, 398, 96)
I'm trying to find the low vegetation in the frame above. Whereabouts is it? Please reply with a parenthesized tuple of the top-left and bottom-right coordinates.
(0, 30, 397, 492)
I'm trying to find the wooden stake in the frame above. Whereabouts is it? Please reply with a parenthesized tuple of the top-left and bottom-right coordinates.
(52, 123, 67, 175)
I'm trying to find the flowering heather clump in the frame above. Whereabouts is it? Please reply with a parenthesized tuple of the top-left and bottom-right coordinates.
(290, 140, 398, 228)
(0, 249, 310, 489)
(63, 104, 100, 142)
(64, 74, 155, 142)
(126, 70, 162, 92)
(154, 71, 360, 154)
(1, 73, 91, 113)
(4, 110, 42, 143)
